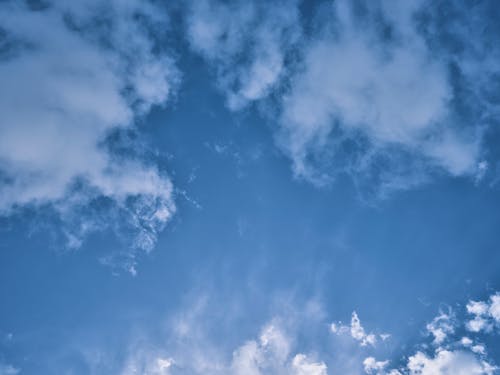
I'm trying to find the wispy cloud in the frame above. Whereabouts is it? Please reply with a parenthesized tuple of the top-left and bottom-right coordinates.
(0, 364, 19, 375)
(185, 0, 300, 110)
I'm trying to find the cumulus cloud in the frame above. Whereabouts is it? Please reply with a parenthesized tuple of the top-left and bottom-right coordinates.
(402, 349, 495, 375)
(363, 357, 389, 374)
(364, 293, 500, 375)
(185, 0, 500, 196)
(466, 294, 500, 333)
(278, 0, 484, 190)
(330, 311, 386, 347)
(88, 292, 500, 375)
(230, 324, 327, 375)
(426, 312, 455, 346)
(119, 322, 328, 375)
(0, 0, 178, 271)
(185, 0, 300, 110)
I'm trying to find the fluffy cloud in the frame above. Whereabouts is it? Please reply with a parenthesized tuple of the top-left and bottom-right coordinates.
(278, 0, 483, 189)
(426, 312, 455, 346)
(363, 357, 389, 374)
(364, 293, 500, 375)
(466, 294, 500, 333)
(230, 324, 328, 375)
(186, 0, 500, 196)
(119, 322, 328, 375)
(330, 311, 387, 347)
(80, 292, 500, 375)
(0, 0, 178, 271)
(185, 0, 300, 110)
(365, 350, 495, 375)
(402, 350, 495, 375)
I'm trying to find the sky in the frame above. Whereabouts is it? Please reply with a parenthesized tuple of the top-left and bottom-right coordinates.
(1, 0, 500, 374)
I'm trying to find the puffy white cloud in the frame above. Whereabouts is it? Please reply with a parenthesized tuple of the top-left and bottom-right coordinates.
(185, 0, 300, 110)
(185, 0, 499, 196)
(426, 312, 455, 346)
(331, 311, 385, 347)
(466, 294, 500, 333)
(0, 0, 178, 270)
(120, 322, 328, 375)
(363, 356, 389, 374)
(90, 292, 500, 375)
(224, 324, 329, 375)
(291, 354, 328, 375)
(365, 348, 495, 375)
(278, 0, 482, 189)
(404, 350, 495, 375)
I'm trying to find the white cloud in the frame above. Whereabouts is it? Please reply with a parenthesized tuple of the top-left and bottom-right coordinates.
(0, 0, 178, 270)
(120, 349, 174, 375)
(331, 311, 385, 347)
(79, 291, 500, 375)
(120, 321, 328, 375)
(363, 356, 389, 374)
(426, 312, 455, 346)
(292, 354, 328, 375)
(365, 347, 495, 375)
(404, 350, 495, 375)
(466, 294, 500, 333)
(185, 0, 300, 110)
(185, 0, 500, 196)
(278, 0, 483, 189)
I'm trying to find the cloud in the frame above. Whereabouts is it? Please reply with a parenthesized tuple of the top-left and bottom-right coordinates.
(365, 293, 500, 375)
(330, 311, 387, 347)
(230, 324, 316, 375)
(365, 350, 496, 375)
(0, 0, 178, 271)
(403, 350, 495, 375)
(466, 294, 500, 333)
(68, 291, 500, 375)
(0, 364, 19, 375)
(119, 321, 328, 375)
(185, 0, 500, 196)
(277, 0, 485, 191)
(363, 357, 389, 374)
(185, 0, 300, 110)
(120, 350, 173, 375)
(426, 312, 455, 346)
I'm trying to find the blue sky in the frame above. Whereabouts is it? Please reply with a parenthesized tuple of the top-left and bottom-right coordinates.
(1, 0, 500, 374)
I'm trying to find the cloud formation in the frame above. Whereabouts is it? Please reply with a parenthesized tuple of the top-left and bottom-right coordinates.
(278, 0, 489, 191)
(330, 311, 384, 347)
(0, 0, 178, 270)
(186, 0, 500, 196)
(466, 294, 500, 333)
(186, 0, 300, 110)
(119, 322, 327, 375)
(110, 292, 500, 375)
